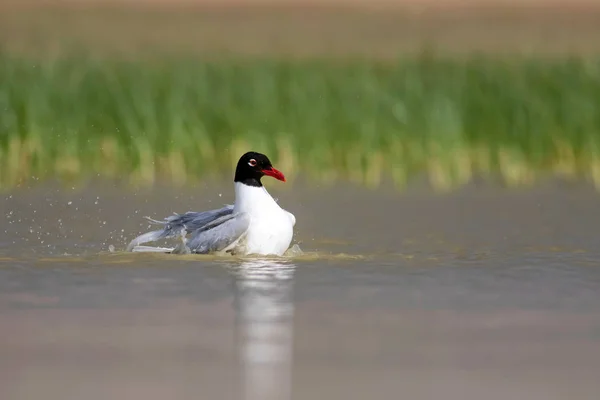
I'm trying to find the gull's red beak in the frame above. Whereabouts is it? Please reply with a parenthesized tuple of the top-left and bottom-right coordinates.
(262, 166, 286, 182)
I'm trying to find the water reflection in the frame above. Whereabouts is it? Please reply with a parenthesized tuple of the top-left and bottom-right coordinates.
(230, 258, 296, 400)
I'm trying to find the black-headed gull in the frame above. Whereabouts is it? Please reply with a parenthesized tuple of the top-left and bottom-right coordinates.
(126, 151, 296, 256)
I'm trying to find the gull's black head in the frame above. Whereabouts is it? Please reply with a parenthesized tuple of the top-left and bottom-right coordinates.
(234, 151, 286, 187)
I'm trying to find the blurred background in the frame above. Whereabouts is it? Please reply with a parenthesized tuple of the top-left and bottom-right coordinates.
(3, 0, 600, 190)
(2, 1, 600, 400)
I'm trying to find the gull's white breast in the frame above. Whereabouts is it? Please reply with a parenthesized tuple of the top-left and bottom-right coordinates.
(233, 182, 295, 256)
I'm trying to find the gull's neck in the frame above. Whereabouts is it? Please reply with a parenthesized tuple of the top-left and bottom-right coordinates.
(233, 181, 278, 214)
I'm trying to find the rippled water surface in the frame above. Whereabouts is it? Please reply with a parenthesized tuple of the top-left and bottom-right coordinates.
(1, 182, 600, 400)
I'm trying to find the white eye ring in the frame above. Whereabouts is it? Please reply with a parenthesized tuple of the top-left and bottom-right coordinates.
(248, 159, 257, 167)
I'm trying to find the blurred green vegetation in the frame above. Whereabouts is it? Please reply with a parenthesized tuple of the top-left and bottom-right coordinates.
(2, 52, 600, 191)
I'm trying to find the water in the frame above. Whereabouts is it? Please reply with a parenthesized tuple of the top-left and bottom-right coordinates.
(1, 181, 600, 399)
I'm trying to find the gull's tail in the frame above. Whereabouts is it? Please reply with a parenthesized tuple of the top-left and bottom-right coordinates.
(125, 227, 171, 252)
(130, 245, 175, 253)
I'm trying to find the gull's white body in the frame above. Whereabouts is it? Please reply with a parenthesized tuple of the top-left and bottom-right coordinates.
(126, 182, 295, 256)
(233, 182, 296, 256)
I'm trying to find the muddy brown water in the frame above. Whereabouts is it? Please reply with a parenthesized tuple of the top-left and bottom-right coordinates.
(1, 181, 600, 400)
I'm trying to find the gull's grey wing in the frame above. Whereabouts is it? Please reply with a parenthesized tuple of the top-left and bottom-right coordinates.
(126, 205, 234, 252)
(157, 205, 234, 233)
(186, 212, 250, 254)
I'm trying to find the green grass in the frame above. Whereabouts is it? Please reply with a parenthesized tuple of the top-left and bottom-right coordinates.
(2, 52, 600, 191)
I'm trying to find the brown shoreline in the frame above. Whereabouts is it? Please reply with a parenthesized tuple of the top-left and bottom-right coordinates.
(2, 0, 600, 57)
(3, 0, 600, 13)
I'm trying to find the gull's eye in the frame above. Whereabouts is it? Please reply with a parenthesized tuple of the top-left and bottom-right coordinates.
(248, 159, 257, 167)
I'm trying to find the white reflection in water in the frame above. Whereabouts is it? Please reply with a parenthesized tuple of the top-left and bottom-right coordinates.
(232, 258, 296, 400)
